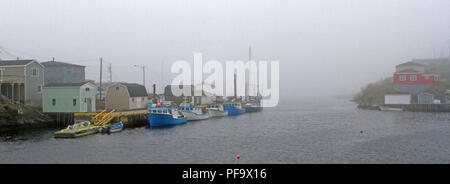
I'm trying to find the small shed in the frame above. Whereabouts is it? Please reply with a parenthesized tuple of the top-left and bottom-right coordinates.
(417, 93, 434, 104)
(42, 82, 96, 113)
(105, 83, 149, 111)
(384, 94, 411, 105)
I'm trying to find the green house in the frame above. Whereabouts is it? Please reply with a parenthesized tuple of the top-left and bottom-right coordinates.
(42, 82, 96, 113)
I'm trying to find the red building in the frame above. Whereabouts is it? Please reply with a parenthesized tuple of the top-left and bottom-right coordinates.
(393, 62, 439, 85)
(393, 70, 439, 84)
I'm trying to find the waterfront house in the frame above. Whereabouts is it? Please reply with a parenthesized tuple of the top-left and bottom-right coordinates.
(105, 83, 149, 111)
(395, 61, 426, 73)
(393, 61, 440, 94)
(42, 82, 96, 113)
(41, 60, 85, 85)
(0, 59, 44, 106)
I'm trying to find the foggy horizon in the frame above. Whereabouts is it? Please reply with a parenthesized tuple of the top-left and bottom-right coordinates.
(1, 0, 449, 102)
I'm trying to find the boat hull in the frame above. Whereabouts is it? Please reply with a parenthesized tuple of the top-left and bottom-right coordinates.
(207, 109, 228, 117)
(145, 113, 187, 126)
(224, 105, 245, 116)
(182, 111, 210, 121)
(245, 106, 263, 113)
(101, 122, 124, 133)
(54, 128, 99, 138)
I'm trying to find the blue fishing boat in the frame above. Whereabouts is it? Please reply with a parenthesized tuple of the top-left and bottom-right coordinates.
(146, 107, 187, 126)
(223, 101, 245, 116)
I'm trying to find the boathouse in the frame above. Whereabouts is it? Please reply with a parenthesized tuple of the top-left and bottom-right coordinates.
(42, 82, 97, 113)
(0, 59, 44, 106)
(105, 83, 149, 111)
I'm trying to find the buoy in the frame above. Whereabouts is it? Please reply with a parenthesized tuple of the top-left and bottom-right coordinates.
(236, 155, 240, 159)
(156, 102, 161, 107)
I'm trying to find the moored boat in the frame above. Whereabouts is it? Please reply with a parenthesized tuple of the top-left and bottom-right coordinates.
(54, 121, 101, 138)
(100, 121, 124, 134)
(245, 102, 263, 113)
(146, 107, 187, 126)
(223, 101, 245, 116)
(179, 103, 210, 121)
(207, 104, 228, 117)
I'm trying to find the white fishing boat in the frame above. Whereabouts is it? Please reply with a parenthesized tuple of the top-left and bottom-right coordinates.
(207, 104, 228, 117)
(179, 103, 210, 121)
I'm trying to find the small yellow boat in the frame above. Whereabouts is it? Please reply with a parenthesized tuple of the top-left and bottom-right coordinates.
(54, 121, 102, 138)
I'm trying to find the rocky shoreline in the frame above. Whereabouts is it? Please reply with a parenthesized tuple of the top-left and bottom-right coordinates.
(0, 98, 54, 132)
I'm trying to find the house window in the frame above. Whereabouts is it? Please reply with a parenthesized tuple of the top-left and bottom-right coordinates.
(116, 87, 119, 90)
(37, 85, 42, 93)
(84, 98, 87, 103)
(85, 88, 90, 91)
(31, 68, 39, 77)
(410, 75, 417, 81)
(132, 98, 135, 102)
(52, 99, 56, 106)
(0, 69, 3, 82)
(434, 76, 439, 81)
(142, 97, 144, 101)
(73, 99, 77, 106)
(399, 75, 406, 81)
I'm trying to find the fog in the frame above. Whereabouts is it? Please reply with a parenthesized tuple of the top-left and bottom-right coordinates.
(0, 0, 449, 102)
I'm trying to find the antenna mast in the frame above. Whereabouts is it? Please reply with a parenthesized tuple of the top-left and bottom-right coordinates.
(108, 63, 112, 82)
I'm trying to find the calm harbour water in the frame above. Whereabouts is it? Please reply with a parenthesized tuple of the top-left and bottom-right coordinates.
(1, 98, 450, 164)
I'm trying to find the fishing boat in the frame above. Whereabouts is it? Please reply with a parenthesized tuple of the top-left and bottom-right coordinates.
(54, 121, 101, 138)
(100, 122, 124, 134)
(223, 101, 245, 116)
(207, 104, 228, 117)
(245, 102, 263, 113)
(146, 107, 187, 126)
(179, 103, 210, 121)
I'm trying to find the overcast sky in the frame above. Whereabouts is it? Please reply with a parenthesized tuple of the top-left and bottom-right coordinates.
(0, 0, 449, 102)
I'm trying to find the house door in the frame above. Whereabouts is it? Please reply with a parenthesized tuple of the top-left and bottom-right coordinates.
(86, 98, 92, 112)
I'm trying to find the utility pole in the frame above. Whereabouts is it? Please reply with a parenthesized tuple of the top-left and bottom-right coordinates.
(134, 65, 146, 88)
(99, 57, 103, 100)
(108, 63, 112, 82)
(161, 60, 164, 94)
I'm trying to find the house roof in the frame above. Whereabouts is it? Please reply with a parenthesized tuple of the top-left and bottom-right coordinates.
(0, 60, 35, 66)
(41, 61, 85, 68)
(411, 58, 449, 64)
(45, 81, 94, 87)
(119, 83, 148, 97)
(396, 61, 425, 67)
(395, 69, 421, 73)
